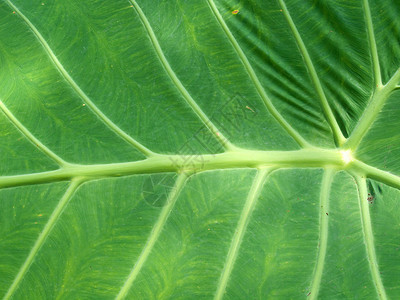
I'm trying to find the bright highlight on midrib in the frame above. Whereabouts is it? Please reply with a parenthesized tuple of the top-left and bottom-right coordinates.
(340, 150, 354, 164)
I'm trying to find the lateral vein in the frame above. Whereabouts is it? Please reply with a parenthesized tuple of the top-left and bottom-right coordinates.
(363, 0, 382, 86)
(308, 169, 334, 300)
(5, 0, 154, 157)
(214, 169, 270, 300)
(345, 67, 400, 150)
(278, 0, 346, 146)
(115, 173, 188, 300)
(206, 0, 311, 149)
(344, 0, 400, 150)
(129, 1, 235, 151)
(354, 175, 387, 300)
(3, 179, 83, 300)
(0, 99, 67, 166)
(351, 159, 400, 190)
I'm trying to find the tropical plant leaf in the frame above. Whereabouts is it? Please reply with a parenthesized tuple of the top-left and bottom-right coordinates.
(0, 0, 399, 299)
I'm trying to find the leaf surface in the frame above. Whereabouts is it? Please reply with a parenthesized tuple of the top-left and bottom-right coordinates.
(0, 0, 399, 299)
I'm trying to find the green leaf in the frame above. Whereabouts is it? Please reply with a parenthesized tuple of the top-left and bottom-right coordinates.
(1, 0, 399, 299)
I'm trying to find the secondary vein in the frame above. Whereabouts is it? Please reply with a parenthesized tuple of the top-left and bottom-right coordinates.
(3, 179, 83, 300)
(115, 173, 188, 300)
(278, 0, 346, 147)
(5, 0, 154, 157)
(351, 159, 400, 190)
(345, 66, 400, 150)
(206, 0, 311, 149)
(308, 169, 334, 300)
(0, 99, 67, 167)
(345, 0, 400, 150)
(214, 169, 270, 300)
(354, 175, 387, 300)
(129, 1, 236, 151)
(363, 0, 382, 86)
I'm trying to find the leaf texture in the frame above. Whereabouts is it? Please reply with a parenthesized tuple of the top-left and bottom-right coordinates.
(0, 0, 399, 299)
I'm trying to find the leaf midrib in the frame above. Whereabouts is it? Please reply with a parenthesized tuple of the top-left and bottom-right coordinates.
(1, 148, 399, 191)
